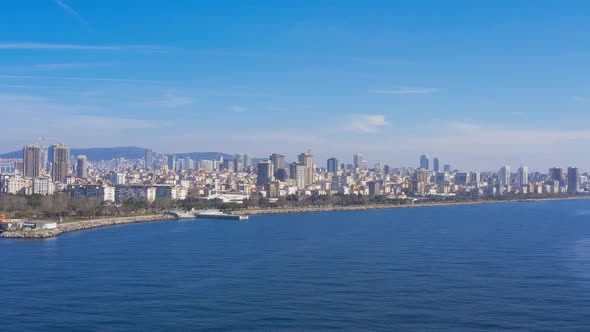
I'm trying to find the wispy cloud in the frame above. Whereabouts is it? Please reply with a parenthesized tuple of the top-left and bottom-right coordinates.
(446, 121, 482, 131)
(0, 75, 164, 84)
(0, 42, 171, 52)
(369, 87, 437, 95)
(230, 105, 246, 113)
(344, 114, 389, 133)
(574, 96, 590, 104)
(0, 62, 116, 72)
(55, 0, 89, 26)
(341, 56, 413, 65)
(137, 94, 192, 108)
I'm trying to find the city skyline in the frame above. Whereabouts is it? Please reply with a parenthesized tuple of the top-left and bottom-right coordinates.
(3, 140, 588, 174)
(1, 1, 590, 169)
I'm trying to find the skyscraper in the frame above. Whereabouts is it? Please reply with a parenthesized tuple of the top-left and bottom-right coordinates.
(517, 166, 529, 186)
(256, 160, 274, 186)
(327, 158, 339, 173)
(235, 153, 245, 172)
(298, 150, 314, 185)
(76, 155, 88, 179)
(144, 148, 153, 170)
(433, 157, 440, 172)
(244, 154, 252, 169)
(270, 153, 286, 180)
(550, 167, 564, 186)
(23, 144, 43, 178)
(420, 155, 429, 170)
(499, 166, 511, 186)
(290, 162, 308, 189)
(51, 143, 70, 183)
(567, 167, 580, 194)
(167, 155, 177, 171)
(353, 154, 363, 170)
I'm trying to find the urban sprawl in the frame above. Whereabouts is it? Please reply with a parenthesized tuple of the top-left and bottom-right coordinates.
(0, 143, 587, 220)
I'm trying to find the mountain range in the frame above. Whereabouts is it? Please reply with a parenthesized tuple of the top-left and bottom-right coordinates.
(0, 146, 235, 162)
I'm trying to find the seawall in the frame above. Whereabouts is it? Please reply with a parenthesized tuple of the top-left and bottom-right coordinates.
(1, 214, 176, 239)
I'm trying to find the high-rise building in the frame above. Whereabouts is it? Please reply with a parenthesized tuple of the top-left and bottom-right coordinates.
(327, 158, 339, 173)
(298, 150, 314, 185)
(499, 166, 511, 186)
(517, 166, 529, 186)
(184, 157, 194, 170)
(443, 164, 451, 172)
(167, 155, 177, 171)
(76, 155, 88, 179)
(368, 181, 380, 196)
(433, 157, 440, 172)
(244, 154, 253, 169)
(353, 154, 364, 170)
(256, 160, 274, 186)
(270, 153, 286, 180)
(416, 169, 430, 184)
(23, 144, 43, 178)
(222, 159, 235, 172)
(567, 167, 580, 194)
(550, 167, 564, 185)
(235, 153, 245, 172)
(290, 162, 308, 189)
(420, 155, 429, 170)
(199, 160, 214, 172)
(144, 149, 153, 170)
(51, 144, 70, 183)
(455, 172, 469, 185)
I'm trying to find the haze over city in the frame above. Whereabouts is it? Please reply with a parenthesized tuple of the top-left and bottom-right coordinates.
(1, 1, 590, 170)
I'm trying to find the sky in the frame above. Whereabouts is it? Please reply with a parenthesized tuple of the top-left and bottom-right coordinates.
(1, 0, 590, 171)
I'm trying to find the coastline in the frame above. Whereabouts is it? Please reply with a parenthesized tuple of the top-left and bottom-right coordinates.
(238, 196, 590, 215)
(0, 214, 176, 239)
(2, 196, 588, 239)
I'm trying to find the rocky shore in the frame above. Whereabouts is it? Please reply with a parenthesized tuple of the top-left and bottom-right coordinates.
(1, 214, 176, 239)
(239, 196, 590, 215)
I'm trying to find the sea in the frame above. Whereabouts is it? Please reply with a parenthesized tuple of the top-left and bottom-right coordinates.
(2, 199, 590, 331)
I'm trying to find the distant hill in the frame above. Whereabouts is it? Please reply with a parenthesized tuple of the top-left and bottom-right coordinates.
(0, 147, 234, 162)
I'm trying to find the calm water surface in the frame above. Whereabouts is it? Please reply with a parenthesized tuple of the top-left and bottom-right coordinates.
(2, 200, 590, 331)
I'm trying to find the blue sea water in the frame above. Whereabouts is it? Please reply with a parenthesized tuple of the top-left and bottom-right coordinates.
(2, 199, 590, 331)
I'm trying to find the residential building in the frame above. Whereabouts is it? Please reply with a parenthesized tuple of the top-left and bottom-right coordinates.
(51, 144, 70, 183)
(23, 144, 43, 178)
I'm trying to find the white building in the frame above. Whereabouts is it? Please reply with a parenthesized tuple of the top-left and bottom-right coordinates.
(115, 186, 156, 203)
(517, 166, 529, 186)
(0, 176, 31, 195)
(32, 177, 55, 195)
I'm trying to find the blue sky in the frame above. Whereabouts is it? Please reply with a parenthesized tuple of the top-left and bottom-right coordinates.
(1, 0, 590, 171)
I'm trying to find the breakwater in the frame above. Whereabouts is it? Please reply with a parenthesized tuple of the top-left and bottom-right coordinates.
(1, 214, 176, 239)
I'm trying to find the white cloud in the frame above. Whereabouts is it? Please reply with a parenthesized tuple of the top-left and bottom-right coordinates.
(345, 114, 389, 133)
(0, 43, 170, 52)
(0, 62, 116, 72)
(369, 87, 437, 95)
(137, 94, 192, 108)
(55, 0, 88, 26)
(230, 105, 246, 112)
(0, 75, 163, 84)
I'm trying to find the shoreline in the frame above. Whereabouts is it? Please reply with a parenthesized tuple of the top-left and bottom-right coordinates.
(2, 196, 588, 239)
(238, 196, 590, 215)
(0, 214, 176, 239)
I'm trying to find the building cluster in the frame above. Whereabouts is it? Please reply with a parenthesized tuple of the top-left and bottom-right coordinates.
(0, 144, 588, 205)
